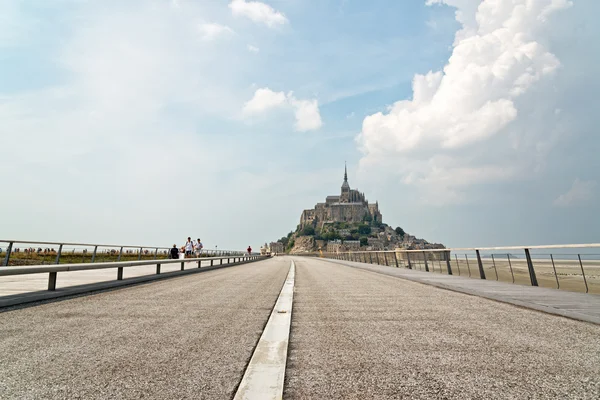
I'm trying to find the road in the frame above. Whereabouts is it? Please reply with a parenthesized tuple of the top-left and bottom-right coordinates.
(0, 257, 289, 400)
(284, 257, 600, 399)
(1, 256, 599, 399)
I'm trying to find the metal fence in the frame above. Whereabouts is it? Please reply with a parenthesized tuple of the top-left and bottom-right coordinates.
(0, 239, 255, 267)
(0, 254, 265, 293)
(318, 244, 600, 295)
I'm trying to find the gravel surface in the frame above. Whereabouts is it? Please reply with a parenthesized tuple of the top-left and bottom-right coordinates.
(0, 258, 288, 400)
(284, 257, 600, 399)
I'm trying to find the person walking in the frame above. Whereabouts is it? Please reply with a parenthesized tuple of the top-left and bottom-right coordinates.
(195, 238, 203, 257)
(170, 244, 179, 260)
(184, 237, 194, 258)
(247, 245, 252, 257)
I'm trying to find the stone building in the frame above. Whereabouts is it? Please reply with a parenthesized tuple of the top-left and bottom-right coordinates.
(343, 240, 361, 251)
(327, 240, 343, 253)
(300, 165, 382, 229)
(270, 242, 284, 254)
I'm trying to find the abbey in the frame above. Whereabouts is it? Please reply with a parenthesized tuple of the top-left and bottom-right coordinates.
(300, 166, 382, 229)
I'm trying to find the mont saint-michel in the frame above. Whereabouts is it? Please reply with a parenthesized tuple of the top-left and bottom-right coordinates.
(268, 166, 445, 254)
(300, 164, 382, 229)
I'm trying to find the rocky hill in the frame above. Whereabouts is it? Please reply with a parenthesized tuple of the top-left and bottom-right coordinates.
(289, 236, 315, 254)
(273, 220, 445, 254)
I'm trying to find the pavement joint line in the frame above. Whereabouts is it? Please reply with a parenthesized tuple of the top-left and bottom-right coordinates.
(233, 260, 295, 400)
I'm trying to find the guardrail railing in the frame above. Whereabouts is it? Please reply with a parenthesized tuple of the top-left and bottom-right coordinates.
(314, 244, 600, 295)
(0, 255, 266, 292)
(0, 239, 257, 267)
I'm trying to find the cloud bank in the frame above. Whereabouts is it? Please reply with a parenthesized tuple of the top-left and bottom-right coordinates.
(358, 0, 573, 204)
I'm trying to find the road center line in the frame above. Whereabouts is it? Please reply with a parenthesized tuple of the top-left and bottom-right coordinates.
(234, 260, 295, 400)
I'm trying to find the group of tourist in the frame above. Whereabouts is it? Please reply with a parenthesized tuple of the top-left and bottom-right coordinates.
(167, 239, 254, 260)
(169, 237, 203, 259)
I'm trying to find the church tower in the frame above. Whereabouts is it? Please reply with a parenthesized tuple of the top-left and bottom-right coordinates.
(340, 163, 350, 203)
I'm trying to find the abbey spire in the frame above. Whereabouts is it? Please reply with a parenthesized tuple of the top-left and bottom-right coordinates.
(344, 162, 348, 183)
(341, 162, 350, 193)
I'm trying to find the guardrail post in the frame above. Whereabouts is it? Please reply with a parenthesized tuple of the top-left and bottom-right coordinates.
(3, 241, 13, 266)
(117, 267, 123, 280)
(48, 272, 57, 291)
(383, 253, 388, 266)
(423, 251, 429, 272)
(210, 259, 213, 267)
(118, 247, 123, 262)
(138, 247, 143, 260)
(55, 244, 63, 264)
(369, 253, 373, 264)
(154, 248, 158, 260)
(524, 249, 538, 286)
(476, 250, 486, 279)
(156, 263, 161, 274)
(406, 253, 412, 269)
(197, 260, 201, 269)
(577, 254, 589, 293)
(446, 253, 453, 275)
(393, 252, 399, 268)
(91, 245, 98, 263)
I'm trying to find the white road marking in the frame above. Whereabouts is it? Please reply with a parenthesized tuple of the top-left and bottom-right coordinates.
(234, 260, 295, 400)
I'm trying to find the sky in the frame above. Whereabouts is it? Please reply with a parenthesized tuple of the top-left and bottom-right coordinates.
(1, 0, 599, 251)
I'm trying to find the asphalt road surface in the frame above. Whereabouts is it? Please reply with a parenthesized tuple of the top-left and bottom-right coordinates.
(2, 255, 599, 399)
(0, 258, 289, 400)
(284, 257, 600, 399)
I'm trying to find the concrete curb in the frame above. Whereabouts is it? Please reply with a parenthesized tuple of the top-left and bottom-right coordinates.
(234, 260, 295, 400)
(0, 258, 266, 310)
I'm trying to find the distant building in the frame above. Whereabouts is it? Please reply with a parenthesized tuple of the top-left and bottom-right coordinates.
(300, 165, 382, 229)
(327, 240, 343, 253)
(270, 242, 284, 254)
(343, 240, 360, 251)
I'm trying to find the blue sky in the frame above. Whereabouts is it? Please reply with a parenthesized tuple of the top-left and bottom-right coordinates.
(1, 0, 599, 251)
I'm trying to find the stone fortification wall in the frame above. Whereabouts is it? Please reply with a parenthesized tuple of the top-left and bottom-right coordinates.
(329, 203, 368, 224)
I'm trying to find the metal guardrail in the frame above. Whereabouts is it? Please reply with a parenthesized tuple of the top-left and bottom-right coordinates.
(0, 255, 266, 291)
(313, 243, 600, 295)
(0, 239, 257, 267)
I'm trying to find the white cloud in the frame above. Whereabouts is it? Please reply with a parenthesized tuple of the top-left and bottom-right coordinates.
(358, 0, 573, 204)
(242, 87, 287, 114)
(554, 179, 596, 207)
(290, 98, 323, 132)
(229, 0, 288, 28)
(199, 23, 234, 41)
(247, 44, 260, 53)
(242, 88, 322, 131)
